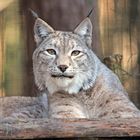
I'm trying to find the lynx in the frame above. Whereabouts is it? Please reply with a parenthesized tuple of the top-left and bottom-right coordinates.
(32, 17, 140, 119)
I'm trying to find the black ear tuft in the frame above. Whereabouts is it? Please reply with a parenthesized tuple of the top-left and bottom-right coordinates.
(29, 8, 39, 19)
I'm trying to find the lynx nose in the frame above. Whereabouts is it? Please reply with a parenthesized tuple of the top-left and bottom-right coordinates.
(58, 65, 68, 73)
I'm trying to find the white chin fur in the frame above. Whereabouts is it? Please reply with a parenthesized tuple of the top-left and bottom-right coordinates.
(45, 71, 96, 95)
(46, 77, 79, 94)
(52, 77, 73, 88)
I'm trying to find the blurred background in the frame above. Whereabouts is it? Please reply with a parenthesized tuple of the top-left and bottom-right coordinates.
(0, 0, 140, 109)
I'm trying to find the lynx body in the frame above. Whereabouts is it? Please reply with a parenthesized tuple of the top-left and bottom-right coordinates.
(33, 17, 140, 118)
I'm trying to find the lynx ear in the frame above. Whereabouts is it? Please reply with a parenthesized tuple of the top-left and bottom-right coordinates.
(34, 18, 54, 44)
(74, 18, 92, 47)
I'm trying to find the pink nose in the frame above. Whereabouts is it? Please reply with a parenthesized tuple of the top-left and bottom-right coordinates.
(57, 65, 68, 72)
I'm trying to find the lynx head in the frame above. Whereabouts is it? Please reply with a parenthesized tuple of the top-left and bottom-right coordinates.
(33, 17, 99, 94)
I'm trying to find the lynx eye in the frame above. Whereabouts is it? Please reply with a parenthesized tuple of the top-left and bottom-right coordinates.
(71, 50, 81, 56)
(46, 49, 56, 55)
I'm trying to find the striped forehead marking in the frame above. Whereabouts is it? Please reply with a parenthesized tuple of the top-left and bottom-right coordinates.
(37, 32, 87, 56)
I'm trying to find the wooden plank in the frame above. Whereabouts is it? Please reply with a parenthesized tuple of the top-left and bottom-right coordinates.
(0, 118, 140, 139)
